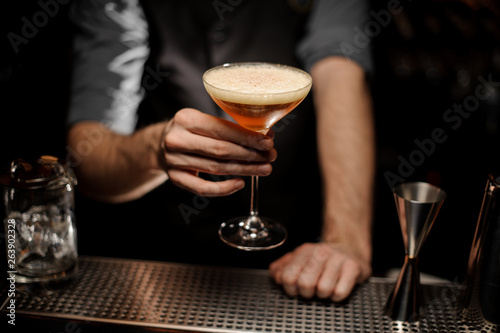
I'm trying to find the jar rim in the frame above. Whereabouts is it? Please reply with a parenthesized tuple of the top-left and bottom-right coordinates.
(0, 156, 77, 190)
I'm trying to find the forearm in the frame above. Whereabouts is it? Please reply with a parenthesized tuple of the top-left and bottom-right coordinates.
(67, 121, 168, 203)
(312, 57, 375, 262)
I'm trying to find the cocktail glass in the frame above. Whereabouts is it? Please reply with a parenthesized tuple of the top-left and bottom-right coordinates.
(203, 62, 312, 250)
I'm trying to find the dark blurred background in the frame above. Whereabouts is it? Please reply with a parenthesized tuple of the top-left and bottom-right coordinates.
(1, 0, 499, 282)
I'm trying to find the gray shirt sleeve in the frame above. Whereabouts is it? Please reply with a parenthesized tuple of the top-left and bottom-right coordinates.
(67, 0, 149, 135)
(297, 0, 374, 73)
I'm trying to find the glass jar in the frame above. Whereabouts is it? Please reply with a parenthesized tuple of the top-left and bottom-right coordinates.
(1, 156, 78, 283)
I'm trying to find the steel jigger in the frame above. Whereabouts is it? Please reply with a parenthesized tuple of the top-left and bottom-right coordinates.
(385, 182, 447, 322)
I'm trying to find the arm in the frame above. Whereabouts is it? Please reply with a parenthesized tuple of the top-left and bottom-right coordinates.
(66, 0, 167, 202)
(314, 57, 374, 265)
(68, 109, 277, 203)
(67, 121, 168, 203)
(269, 56, 374, 301)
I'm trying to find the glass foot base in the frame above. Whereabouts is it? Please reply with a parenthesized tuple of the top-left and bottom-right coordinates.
(219, 216, 287, 251)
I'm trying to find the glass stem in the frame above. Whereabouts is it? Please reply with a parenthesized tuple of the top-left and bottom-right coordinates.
(242, 175, 265, 234)
(250, 175, 259, 216)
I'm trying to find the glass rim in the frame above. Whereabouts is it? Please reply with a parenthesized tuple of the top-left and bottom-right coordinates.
(1, 156, 77, 190)
(393, 181, 447, 203)
(202, 62, 312, 97)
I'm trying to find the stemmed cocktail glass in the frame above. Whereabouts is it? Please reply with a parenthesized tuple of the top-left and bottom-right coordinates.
(203, 62, 312, 251)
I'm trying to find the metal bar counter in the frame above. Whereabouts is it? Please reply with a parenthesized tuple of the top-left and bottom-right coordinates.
(0, 256, 477, 332)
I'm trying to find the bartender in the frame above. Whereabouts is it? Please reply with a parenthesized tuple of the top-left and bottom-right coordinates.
(66, 0, 375, 302)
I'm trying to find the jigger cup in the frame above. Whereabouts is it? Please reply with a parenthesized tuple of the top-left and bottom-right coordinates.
(385, 182, 446, 322)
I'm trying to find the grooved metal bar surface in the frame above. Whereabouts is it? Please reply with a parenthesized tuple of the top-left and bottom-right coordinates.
(0, 256, 492, 332)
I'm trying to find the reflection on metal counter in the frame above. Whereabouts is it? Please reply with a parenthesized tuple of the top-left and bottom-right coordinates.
(0, 256, 468, 333)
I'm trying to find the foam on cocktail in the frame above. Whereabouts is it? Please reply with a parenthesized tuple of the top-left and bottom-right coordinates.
(203, 64, 312, 105)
